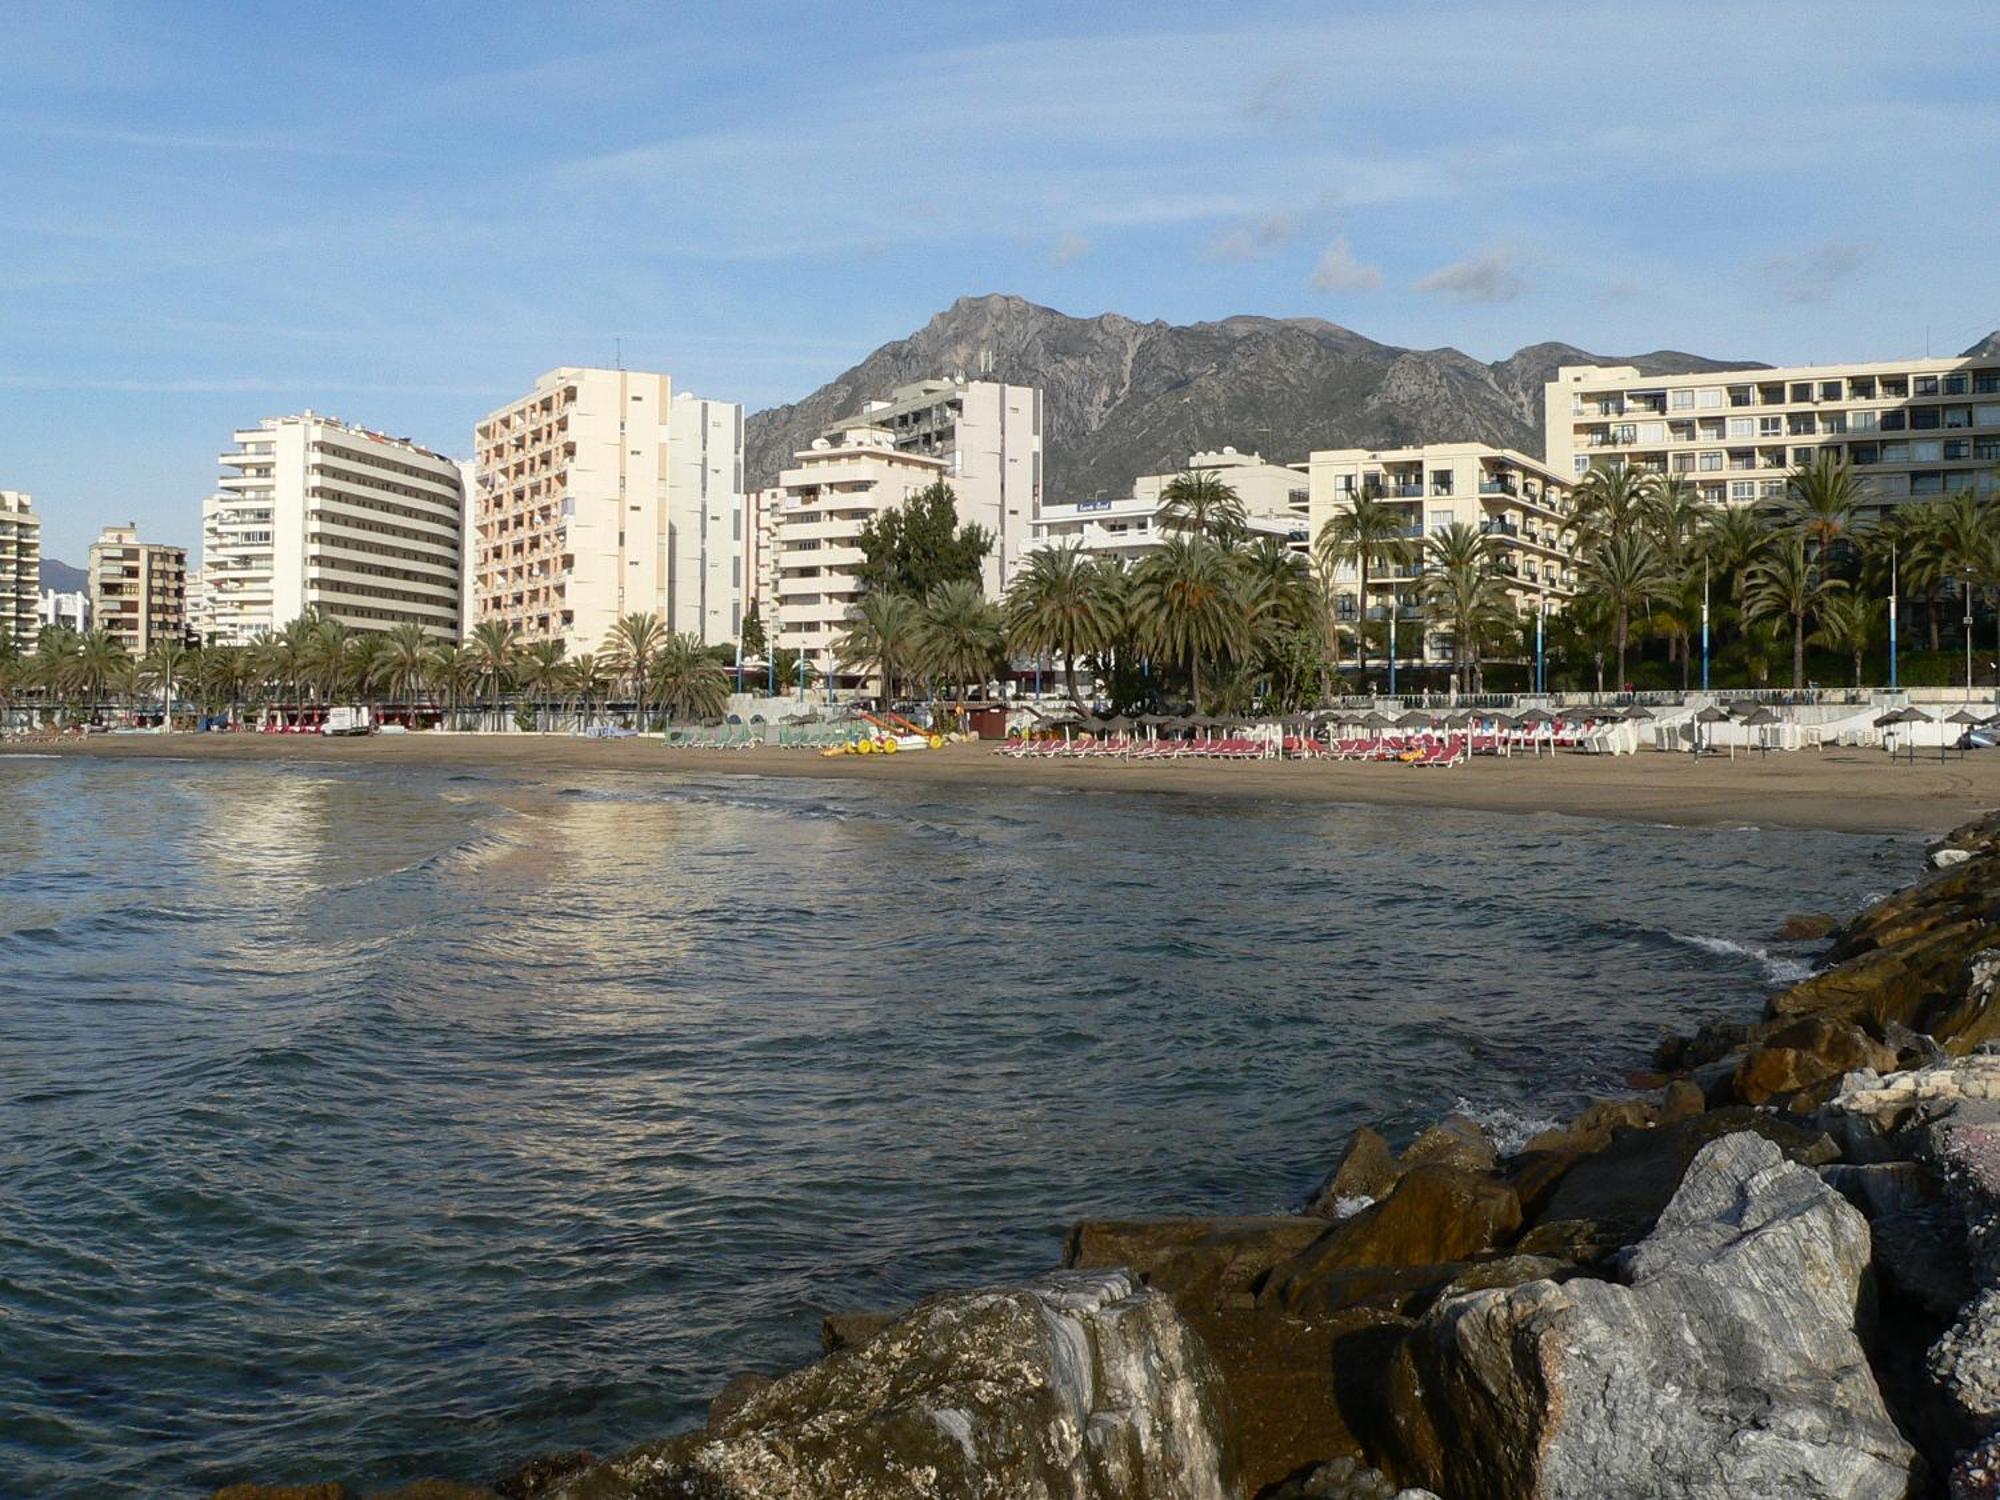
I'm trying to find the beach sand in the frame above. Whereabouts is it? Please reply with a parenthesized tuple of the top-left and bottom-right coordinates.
(16, 731, 2000, 836)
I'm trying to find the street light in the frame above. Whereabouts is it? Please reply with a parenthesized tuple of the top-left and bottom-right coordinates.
(1964, 565, 1977, 704)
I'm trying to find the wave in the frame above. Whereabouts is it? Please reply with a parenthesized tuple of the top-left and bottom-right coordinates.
(1450, 1098, 1560, 1156)
(1668, 931, 1813, 987)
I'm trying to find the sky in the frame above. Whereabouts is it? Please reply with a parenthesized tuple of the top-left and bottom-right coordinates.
(6, 0, 2000, 563)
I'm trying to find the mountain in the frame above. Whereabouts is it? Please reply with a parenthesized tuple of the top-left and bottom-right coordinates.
(743, 294, 1763, 501)
(1963, 332, 2000, 359)
(40, 557, 85, 593)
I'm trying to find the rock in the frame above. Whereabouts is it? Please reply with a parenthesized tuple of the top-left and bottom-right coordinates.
(1396, 1133, 1917, 1500)
(1261, 1168, 1521, 1316)
(548, 1269, 1238, 1500)
(1931, 1289, 2000, 1435)
(707, 1373, 774, 1431)
(1953, 1433, 2000, 1499)
(1258, 1454, 1439, 1498)
(1397, 1115, 1498, 1176)
(1936, 847, 1975, 868)
(493, 1452, 594, 1498)
(209, 1488, 347, 1500)
(373, 1486, 496, 1500)
(1777, 913, 1841, 941)
(820, 1311, 896, 1355)
(1656, 1018, 1755, 1072)
(1929, 949, 2000, 1053)
(1513, 1218, 1618, 1266)
(1522, 1096, 1659, 1156)
(1661, 1078, 1708, 1121)
(1306, 1126, 1400, 1215)
(1733, 1017, 1899, 1106)
(1530, 1107, 1838, 1247)
(1065, 1216, 1327, 1307)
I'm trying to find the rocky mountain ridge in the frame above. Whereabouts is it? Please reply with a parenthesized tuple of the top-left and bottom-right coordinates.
(744, 294, 1763, 502)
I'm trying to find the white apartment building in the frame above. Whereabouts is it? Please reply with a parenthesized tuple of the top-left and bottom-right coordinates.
(744, 485, 785, 641)
(1029, 448, 1309, 565)
(825, 378, 1040, 596)
(0, 491, 39, 649)
(1547, 354, 2000, 517)
(184, 569, 213, 645)
(40, 587, 89, 634)
(1308, 444, 1576, 665)
(88, 524, 187, 656)
(471, 368, 745, 655)
(771, 426, 947, 674)
(204, 412, 464, 644)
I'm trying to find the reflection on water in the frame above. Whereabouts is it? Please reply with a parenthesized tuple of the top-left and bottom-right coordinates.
(0, 756, 1909, 1497)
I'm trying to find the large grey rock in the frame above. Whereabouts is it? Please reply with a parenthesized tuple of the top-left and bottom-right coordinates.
(1400, 1132, 1917, 1500)
(552, 1269, 1239, 1500)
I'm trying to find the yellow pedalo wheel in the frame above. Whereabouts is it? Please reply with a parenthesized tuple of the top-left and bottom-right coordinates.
(928, 735, 944, 749)
(883, 737, 899, 754)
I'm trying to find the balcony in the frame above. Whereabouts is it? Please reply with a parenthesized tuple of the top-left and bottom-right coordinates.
(1478, 480, 1519, 497)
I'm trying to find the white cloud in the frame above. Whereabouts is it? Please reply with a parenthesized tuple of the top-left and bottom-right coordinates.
(1205, 212, 1300, 263)
(1051, 233, 1092, 266)
(1412, 248, 1529, 303)
(1308, 237, 1383, 293)
(1756, 242, 1867, 304)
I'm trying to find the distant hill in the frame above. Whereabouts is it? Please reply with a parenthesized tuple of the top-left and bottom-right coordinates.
(1963, 332, 2000, 359)
(40, 558, 85, 593)
(743, 293, 1762, 500)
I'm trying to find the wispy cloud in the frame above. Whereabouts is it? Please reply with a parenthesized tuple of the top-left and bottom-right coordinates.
(1205, 212, 1299, 263)
(1413, 248, 1530, 303)
(4, 119, 410, 159)
(1755, 242, 1867, 305)
(1050, 233, 1092, 267)
(1308, 237, 1383, 293)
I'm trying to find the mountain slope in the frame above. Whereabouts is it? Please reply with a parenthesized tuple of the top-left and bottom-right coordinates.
(744, 295, 1763, 501)
(40, 558, 85, 592)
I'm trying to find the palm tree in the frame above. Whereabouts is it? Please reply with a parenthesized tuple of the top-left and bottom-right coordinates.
(1573, 465, 1652, 549)
(1812, 589, 1878, 689)
(142, 637, 189, 726)
(835, 590, 925, 706)
(1157, 469, 1247, 547)
(1419, 524, 1509, 691)
(602, 612, 666, 729)
(1783, 455, 1863, 563)
(466, 620, 520, 730)
(650, 633, 732, 721)
(371, 623, 432, 707)
(1002, 544, 1122, 710)
(1744, 535, 1843, 689)
(514, 639, 567, 731)
(567, 653, 609, 731)
(1313, 483, 1415, 683)
(1579, 533, 1668, 690)
(915, 580, 1004, 714)
(1128, 535, 1248, 713)
(426, 642, 477, 729)
(73, 629, 130, 721)
(1642, 474, 1706, 560)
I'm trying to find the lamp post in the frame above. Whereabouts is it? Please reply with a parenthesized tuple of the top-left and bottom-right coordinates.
(1888, 540, 1898, 693)
(1700, 558, 1711, 694)
(1535, 595, 1546, 695)
(1388, 600, 1398, 700)
(1965, 566, 1977, 705)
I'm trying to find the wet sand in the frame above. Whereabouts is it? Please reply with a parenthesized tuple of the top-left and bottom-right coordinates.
(15, 731, 1999, 836)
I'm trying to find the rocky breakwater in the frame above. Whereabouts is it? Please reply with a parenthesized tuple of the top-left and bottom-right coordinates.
(215, 812, 2000, 1500)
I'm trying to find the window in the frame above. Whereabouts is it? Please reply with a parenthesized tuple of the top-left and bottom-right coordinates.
(1916, 376, 1939, 397)
(1821, 414, 1846, 435)
(1727, 416, 1754, 438)
(1698, 452, 1723, 472)
(1698, 388, 1724, 409)
(1820, 381, 1842, 401)
(1946, 374, 1970, 395)
(1792, 447, 1818, 465)
(1911, 409, 1941, 430)
(1911, 472, 1945, 496)
(1913, 440, 1942, 462)
(1638, 422, 1666, 444)
(1977, 439, 2000, 461)
(1851, 444, 1879, 465)
(1428, 509, 1454, 532)
(1977, 373, 2000, 395)
(1730, 480, 1757, 501)
(1671, 389, 1695, 410)
(1882, 442, 1909, 462)
(1791, 383, 1813, 402)
(1945, 440, 1971, 460)
(1947, 407, 1974, 429)
(1850, 410, 1879, 432)
(1759, 416, 1783, 437)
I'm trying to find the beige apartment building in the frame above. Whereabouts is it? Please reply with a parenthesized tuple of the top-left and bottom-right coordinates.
(771, 426, 947, 675)
(1547, 354, 2000, 516)
(1029, 447, 1309, 566)
(1, 491, 40, 649)
(202, 412, 464, 644)
(1308, 444, 1576, 665)
(88, 524, 187, 656)
(471, 368, 745, 655)
(826, 378, 1040, 596)
(744, 485, 785, 641)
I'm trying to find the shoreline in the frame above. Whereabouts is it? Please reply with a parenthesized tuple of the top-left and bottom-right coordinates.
(15, 731, 2000, 836)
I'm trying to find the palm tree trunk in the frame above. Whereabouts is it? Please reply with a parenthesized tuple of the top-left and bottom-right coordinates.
(1615, 606, 1629, 691)
(1190, 653, 1203, 714)
(1793, 615, 1805, 689)
(1357, 560, 1371, 681)
(1061, 649, 1082, 712)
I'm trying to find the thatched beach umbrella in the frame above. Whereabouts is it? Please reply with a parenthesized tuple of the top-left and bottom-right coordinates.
(1622, 704, 1655, 721)
(1394, 709, 1433, 729)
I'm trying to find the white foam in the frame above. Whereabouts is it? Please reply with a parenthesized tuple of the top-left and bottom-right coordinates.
(1669, 931, 1813, 987)
(1451, 1099, 1560, 1156)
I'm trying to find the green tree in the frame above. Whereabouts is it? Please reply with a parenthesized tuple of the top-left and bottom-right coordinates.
(1573, 465, 1652, 549)
(1157, 469, 1247, 547)
(515, 639, 567, 731)
(602, 612, 665, 728)
(916, 579, 1004, 712)
(854, 482, 993, 598)
(739, 602, 767, 659)
(1128, 535, 1248, 713)
(371, 623, 432, 706)
(1420, 523, 1511, 692)
(834, 590, 925, 703)
(1313, 482, 1415, 684)
(467, 620, 519, 728)
(1812, 588, 1878, 688)
(142, 636, 189, 725)
(1744, 535, 1843, 689)
(1002, 544, 1122, 710)
(1783, 455, 1862, 563)
(1579, 533, 1669, 689)
(650, 633, 732, 721)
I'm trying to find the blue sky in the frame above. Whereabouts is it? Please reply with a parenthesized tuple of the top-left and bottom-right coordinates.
(6, 0, 1999, 563)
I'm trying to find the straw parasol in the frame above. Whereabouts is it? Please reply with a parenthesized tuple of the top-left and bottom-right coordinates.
(1622, 704, 1656, 721)
(1695, 705, 1732, 723)
(1394, 709, 1434, 729)
(1739, 706, 1781, 726)
(1948, 708, 1984, 725)
(1516, 707, 1555, 724)
(1874, 706, 1929, 727)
